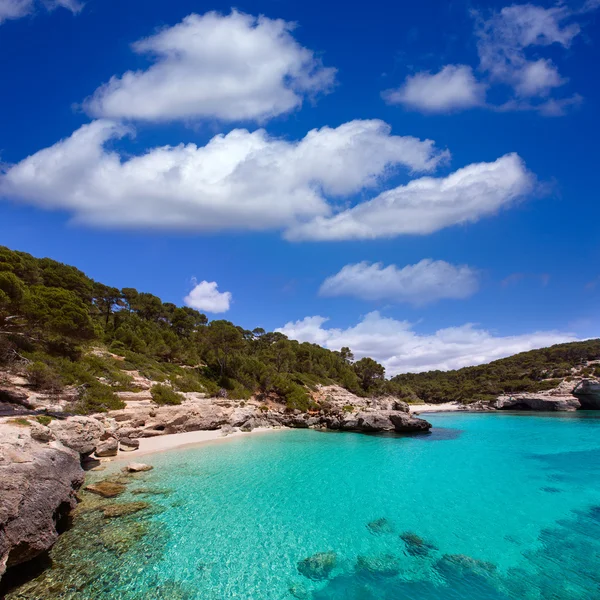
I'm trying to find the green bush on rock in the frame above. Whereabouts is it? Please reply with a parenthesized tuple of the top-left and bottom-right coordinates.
(150, 384, 183, 406)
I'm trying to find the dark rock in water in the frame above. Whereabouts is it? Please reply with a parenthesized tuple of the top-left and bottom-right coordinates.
(366, 518, 394, 535)
(572, 380, 600, 409)
(102, 501, 150, 518)
(389, 413, 431, 432)
(355, 553, 401, 578)
(540, 486, 562, 494)
(289, 583, 310, 599)
(400, 531, 437, 557)
(297, 551, 337, 580)
(435, 553, 496, 580)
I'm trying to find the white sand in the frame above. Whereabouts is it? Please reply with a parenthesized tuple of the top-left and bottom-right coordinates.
(409, 402, 463, 413)
(114, 426, 285, 460)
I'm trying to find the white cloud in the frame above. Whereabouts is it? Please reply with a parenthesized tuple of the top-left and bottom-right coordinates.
(277, 312, 576, 375)
(383, 65, 487, 113)
(475, 3, 581, 101)
(0, 0, 81, 23)
(286, 153, 534, 241)
(320, 260, 479, 305)
(0, 119, 448, 232)
(83, 11, 336, 123)
(386, 2, 597, 116)
(184, 280, 231, 313)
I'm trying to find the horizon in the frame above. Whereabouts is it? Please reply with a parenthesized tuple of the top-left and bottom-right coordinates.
(1, 0, 599, 375)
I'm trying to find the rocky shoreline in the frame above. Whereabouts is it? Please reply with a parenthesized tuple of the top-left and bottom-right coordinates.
(0, 385, 432, 586)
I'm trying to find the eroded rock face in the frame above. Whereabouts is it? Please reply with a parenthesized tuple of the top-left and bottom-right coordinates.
(494, 395, 581, 411)
(0, 424, 84, 579)
(94, 438, 119, 458)
(572, 380, 600, 409)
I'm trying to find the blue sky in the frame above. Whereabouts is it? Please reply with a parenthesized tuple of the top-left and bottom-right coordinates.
(0, 0, 599, 374)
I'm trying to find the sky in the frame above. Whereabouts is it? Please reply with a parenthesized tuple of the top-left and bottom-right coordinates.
(0, 0, 599, 375)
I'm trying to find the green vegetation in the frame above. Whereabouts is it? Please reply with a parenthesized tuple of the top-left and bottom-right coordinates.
(35, 415, 53, 426)
(1, 245, 598, 411)
(150, 384, 183, 406)
(8, 417, 31, 427)
(391, 339, 600, 404)
(0, 246, 384, 413)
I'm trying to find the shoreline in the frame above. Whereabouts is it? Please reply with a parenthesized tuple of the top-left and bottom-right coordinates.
(409, 402, 464, 413)
(111, 426, 287, 460)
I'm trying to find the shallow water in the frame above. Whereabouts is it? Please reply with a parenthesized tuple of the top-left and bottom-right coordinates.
(9, 412, 600, 599)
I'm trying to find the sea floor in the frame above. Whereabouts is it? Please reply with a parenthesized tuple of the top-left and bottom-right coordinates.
(6, 412, 600, 599)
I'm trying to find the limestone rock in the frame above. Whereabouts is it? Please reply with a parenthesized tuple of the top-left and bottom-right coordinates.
(29, 422, 55, 443)
(389, 412, 432, 432)
(94, 437, 119, 457)
(124, 462, 153, 473)
(494, 395, 581, 411)
(49, 416, 106, 455)
(119, 437, 140, 451)
(0, 424, 84, 579)
(572, 379, 600, 409)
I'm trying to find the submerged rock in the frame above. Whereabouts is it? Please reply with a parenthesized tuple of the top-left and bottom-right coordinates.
(400, 531, 437, 557)
(356, 553, 401, 578)
(297, 551, 337, 580)
(85, 481, 126, 498)
(366, 518, 394, 535)
(435, 553, 496, 580)
(102, 501, 150, 518)
(124, 462, 153, 473)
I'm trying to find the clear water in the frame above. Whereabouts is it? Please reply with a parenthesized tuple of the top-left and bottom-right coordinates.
(9, 412, 600, 599)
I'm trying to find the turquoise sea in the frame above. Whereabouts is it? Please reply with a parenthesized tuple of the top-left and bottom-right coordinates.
(8, 412, 600, 599)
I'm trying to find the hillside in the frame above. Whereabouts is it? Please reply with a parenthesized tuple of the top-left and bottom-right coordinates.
(0, 245, 392, 414)
(391, 340, 600, 404)
(1, 245, 599, 412)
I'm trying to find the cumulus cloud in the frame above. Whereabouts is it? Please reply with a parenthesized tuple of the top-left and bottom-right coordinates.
(286, 153, 534, 241)
(0, 119, 449, 232)
(277, 312, 576, 375)
(320, 260, 479, 305)
(383, 65, 487, 113)
(184, 280, 231, 313)
(0, 0, 81, 23)
(83, 11, 336, 123)
(386, 2, 597, 115)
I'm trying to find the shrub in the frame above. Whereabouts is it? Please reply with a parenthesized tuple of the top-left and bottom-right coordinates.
(8, 417, 31, 427)
(36, 415, 53, 426)
(342, 404, 354, 413)
(75, 382, 125, 414)
(150, 384, 183, 406)
(26, 361, 63, 392)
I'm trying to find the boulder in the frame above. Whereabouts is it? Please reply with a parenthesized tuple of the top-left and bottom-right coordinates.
(94, 437, 119, 457)
(29, 422, 55, 443)
(124, 462, 153, 473)
(572, 380, 600, 409)
(297, 551, 337, 580)
(389, 412, 432, 432)
(0, 424, 84, 579)
(49, 416, 106, 455)
(119, 437, 140, 451)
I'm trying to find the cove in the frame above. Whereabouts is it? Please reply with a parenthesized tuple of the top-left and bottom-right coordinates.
(7, 411, 600, 599)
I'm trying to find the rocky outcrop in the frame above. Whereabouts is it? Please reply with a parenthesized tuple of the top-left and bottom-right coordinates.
(494, 395, 581, 411)
(572, 380, 600, 409)
(0, 423, 84, 580)
(48, 416, 107, 455)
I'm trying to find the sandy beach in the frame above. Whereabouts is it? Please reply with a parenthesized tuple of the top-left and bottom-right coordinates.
(409, 402, 463, 413)
(114, 426, 286, 459)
